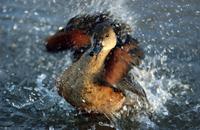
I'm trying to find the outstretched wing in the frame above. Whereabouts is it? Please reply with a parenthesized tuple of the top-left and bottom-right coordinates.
(45, 13, 111, 52)
(45, 12, 132, 55)
(103, 35, 144, 85)
(46, 29, 91, 52)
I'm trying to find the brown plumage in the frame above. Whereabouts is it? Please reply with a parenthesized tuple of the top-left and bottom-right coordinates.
(46, 13, 143, 84)
(46, 13, 148, 118)
(46, 13, 132, 52)
(104, 43, 140, 85)
(57, 26, 126, 117)
(46, 29, 90, 51)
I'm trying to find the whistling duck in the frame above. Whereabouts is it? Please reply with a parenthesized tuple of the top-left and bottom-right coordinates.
(46, 13, 149, 118)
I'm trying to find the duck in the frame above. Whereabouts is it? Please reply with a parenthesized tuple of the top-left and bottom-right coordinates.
(46, 13, 150, 119)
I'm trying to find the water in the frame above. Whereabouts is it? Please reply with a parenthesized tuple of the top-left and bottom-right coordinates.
(0, 0, 200, 129)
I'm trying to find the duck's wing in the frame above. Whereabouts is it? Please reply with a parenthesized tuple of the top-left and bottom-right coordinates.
(45, 12, 139, 63)
(117, 77, 147, 100)
(46, 29, 91, 52)
(45, 13, 111, 55)
(116, 77, 150, 112)
(65, 12, 111, 34)
(97, 74, 148, 103)
(103, 35, 144, 85)
(45, 12, 131, 51)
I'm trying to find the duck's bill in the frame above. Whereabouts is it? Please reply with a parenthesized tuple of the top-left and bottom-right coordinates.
(90, 39, 103, 55)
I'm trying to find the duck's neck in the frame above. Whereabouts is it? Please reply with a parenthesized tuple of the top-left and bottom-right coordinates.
(86, 49, 110, 75)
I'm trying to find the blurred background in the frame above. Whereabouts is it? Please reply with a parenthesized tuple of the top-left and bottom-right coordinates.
(0, 0, 200, 129)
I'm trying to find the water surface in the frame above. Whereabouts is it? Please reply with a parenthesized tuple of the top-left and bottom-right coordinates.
(0, 0, 200, 129)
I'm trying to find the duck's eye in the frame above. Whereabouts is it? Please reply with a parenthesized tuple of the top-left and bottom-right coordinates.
(105, 34, 109, 37)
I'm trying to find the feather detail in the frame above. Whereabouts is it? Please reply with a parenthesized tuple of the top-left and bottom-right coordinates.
(46, 29, 90, 52)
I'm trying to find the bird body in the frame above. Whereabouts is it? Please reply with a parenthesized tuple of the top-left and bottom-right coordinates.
(56, 26, 126, 117)
(46, 13, 149, 118)
(57, 51, 125, 117)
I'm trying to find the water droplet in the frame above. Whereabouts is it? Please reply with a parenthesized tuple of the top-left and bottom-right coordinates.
(24, 10, 29, 14)
(36, 74, 47, 87)
(13, 24, 18, 30)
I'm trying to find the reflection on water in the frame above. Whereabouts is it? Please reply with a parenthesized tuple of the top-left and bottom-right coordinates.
(0, 0, 200, 129)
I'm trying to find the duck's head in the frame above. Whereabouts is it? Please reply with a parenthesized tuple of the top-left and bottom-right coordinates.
(89, 23, 117, 56)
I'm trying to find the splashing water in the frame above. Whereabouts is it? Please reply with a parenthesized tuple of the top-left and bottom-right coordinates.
(129, 49, 192, 127)
(0, 0, 199, 129)
(131, 55, 189, 115)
